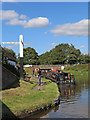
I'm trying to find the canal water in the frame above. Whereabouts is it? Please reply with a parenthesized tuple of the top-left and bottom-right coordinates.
(28, 79, 88, 119)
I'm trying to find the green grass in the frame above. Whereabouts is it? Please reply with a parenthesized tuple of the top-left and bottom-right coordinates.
(24, 68, 33, 74)
(2, 78, 59, 117)
(64, 64, 88, 71)
(2, 64, 88, 117)
(64, 64, 88, 83)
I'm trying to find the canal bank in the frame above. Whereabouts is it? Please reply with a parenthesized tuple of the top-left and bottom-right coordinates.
(17, 71, 88, 119)
(26, 69, 88, 118)
(63, 64, 88, 84)
(2, 77, 60, 119)
(22, 64, 88, 119)
(2, 64, 88, 119)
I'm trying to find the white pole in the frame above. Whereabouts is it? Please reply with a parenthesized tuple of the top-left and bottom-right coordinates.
(19, 35, 23, 58)
(19, 35, 24, 80)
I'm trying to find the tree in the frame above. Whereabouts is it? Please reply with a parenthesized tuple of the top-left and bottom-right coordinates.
(39, 43, 88, 65)
(67, 44, 81, 64)
(17, 47, 39, 65)
(2, 50, 7, 65)
(17, 44, 90, 65)
(2, 47, 16, 65)
(39, 44, 70, 65)
(3, 47, 16, 59)
(84, 54, 90, 63)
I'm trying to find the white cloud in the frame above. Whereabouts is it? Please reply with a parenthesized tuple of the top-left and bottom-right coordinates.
(44, 31, 48, 34)
(50, 42, 56, 47)
(1, 10, 49, 28)
(20, 14, 27, 19)
(6, 18, 27, 26)
(50, 19, 88, 36)
(80, 45, 85, 49)
(0, 10, 19, 20)
(24, 17, 49, 28)
(6, 17, 49, 28)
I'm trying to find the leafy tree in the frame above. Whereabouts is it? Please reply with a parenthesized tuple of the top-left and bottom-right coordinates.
(67, 44, 81, 64)
(2, 50, 7, 65)
(3, 47, 16, 59)
(39, 43, 89, 65)
(16, 44, 90, 65)
(39, 44, 70, 65)
(84, 54, 90, 63)
(17, 47, 39, 65)
(2, 47, 16, 65)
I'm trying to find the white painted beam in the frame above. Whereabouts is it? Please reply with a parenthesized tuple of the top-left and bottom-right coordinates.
(2, 42, 19, 44)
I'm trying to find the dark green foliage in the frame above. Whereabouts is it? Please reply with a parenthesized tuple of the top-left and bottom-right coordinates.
(3, 44, 90, 66)
(67, 44, 80, 64)
(3, 47, 16, 59)
(2, 47, 17, 65)
(2, 50, 7, 65)
(23, 69, 26, 78)
(39, 44, 70, 65)
(17, 47, 39, 65)
(84, 55, 90, 63)
(39, 44, 90, 65)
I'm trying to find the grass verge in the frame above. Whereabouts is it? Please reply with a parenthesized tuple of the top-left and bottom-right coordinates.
(64, 64, 88, 83)
(2, 77, 59, 117)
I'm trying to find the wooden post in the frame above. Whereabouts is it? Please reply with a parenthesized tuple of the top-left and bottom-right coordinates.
(19, 35, 24, 80)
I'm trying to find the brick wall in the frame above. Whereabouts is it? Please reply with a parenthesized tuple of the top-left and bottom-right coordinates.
(24, 65, 62, 72)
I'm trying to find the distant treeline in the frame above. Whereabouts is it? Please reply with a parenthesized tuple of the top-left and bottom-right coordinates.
(2, 43, 90, 65)
(39, 44, 90, 65)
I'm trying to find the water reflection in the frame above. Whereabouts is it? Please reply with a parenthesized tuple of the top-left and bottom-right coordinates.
(53, 105, 59, 112)
(42, 82, 88, 118)
(25, 80, 88, 119)
(60, 85, 76, 96)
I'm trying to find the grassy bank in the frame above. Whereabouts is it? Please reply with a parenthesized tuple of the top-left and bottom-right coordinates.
(2, 77, 59, 117)
(65, 64, 88, 71)
(64, 64, 88, 83)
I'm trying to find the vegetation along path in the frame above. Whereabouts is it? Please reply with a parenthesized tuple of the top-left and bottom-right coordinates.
(2, 68, 59, 119)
